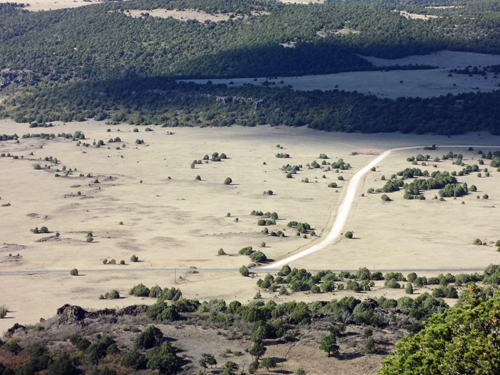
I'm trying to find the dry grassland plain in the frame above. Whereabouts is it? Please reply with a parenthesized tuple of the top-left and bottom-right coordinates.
(1, 119, 500, 333)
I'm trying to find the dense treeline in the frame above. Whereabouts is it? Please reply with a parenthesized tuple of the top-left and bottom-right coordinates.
(3, 78, 500, 134)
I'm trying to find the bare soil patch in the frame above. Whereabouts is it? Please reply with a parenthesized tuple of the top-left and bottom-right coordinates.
(397, 10, 439, 20)
(121, 8, 268, 22)
(0, 0, 102, 12)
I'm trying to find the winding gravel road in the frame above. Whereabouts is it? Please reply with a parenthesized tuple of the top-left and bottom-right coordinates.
(262, 144, 500, 270)
(0, 144, 498, 276)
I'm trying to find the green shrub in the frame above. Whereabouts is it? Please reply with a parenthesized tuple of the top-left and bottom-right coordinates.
(135, 325, 163, 349)
(239, 246, 254, 255)
(70, 268, 78, 276)
(364, 337, 376, 354)
(48, 352, 78, 375)
(224, 177, 232, 185)
(106, 290, 120, 299)
(146, 341, 180, 374)
(385, 278, 401, 288)
(0, 305, 7, 318)
(146, 301, 180, 322)
(130, 255, 139, 262)
(291, 309, 310, 325)
(344, 231, 353, 239)
(70, 334, 91, 351)
(261, 357, 277, 371)
(405, 283, 414, 294)
(129, 283, 150, 297)
(239, 266, 250, 277)
(249, 251, 267, 263)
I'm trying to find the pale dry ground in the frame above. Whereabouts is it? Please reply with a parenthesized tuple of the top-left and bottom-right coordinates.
(123, 9, 269, 22)
(0, 0, 102, 12)
(297, 143, 500, 272)
(0, 120, 499, 333)
(126, 8, 233, 22)
(396, 10, 439, 20)
(184, 51, 500, 99)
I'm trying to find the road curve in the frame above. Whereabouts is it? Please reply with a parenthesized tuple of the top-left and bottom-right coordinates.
(261, 144, 500, 270)
(0, 145, 498, 277)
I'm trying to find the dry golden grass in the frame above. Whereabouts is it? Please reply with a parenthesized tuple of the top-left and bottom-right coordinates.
(396, 10, 439, 20)
(0, 119, 499, 332)
(122, 9, 270, 22)
(0, 0, 102, 12)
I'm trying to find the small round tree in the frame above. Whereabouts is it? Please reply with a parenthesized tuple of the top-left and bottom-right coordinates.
(70, 268, 79, 276)
(319, 333, 339, 357)
(344, 231, 354, 239)
(364, 337, 376, 354)
(239, 265, 250, 277)
(405, 283, 414, 294)
(224, 177, 232, 185)
(261, 357, 276, 371)
(249, 342, 266, 359)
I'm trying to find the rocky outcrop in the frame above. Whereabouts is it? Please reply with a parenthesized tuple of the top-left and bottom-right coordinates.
(55, 304, 149, 326)
(56, 304, 86, 325)
(5, 323, 26, 337)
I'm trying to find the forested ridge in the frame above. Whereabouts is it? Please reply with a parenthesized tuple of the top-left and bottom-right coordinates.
(3, 0, 500, 80)
(2, 0, 500, 134)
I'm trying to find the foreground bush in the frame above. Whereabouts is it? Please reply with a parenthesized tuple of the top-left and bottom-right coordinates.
(379, 288, 500, 375)
(135, 325, 163, 349)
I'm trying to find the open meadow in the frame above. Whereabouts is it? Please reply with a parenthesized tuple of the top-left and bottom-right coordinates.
(1, 119, 500, 333)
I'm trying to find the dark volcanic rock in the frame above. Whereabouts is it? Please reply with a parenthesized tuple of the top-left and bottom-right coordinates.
(362, 298, 379, 310)
(55, 304, 149, 325)
(6, 323, 26, 337)
(57, 304, 87, 325)
(117, 305, 148, 316)
(86, 308, 117, 320)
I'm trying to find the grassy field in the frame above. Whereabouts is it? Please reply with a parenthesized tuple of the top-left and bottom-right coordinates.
(1, 119, 500, 332)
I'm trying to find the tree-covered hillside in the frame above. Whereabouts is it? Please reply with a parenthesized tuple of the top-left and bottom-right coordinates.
(2, 0, 500, 134)
(2, 0, 500, 81)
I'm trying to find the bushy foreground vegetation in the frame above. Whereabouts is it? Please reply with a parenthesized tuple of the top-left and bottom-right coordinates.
(3, 261, 500, 374)
(379, 286, 500, 375)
